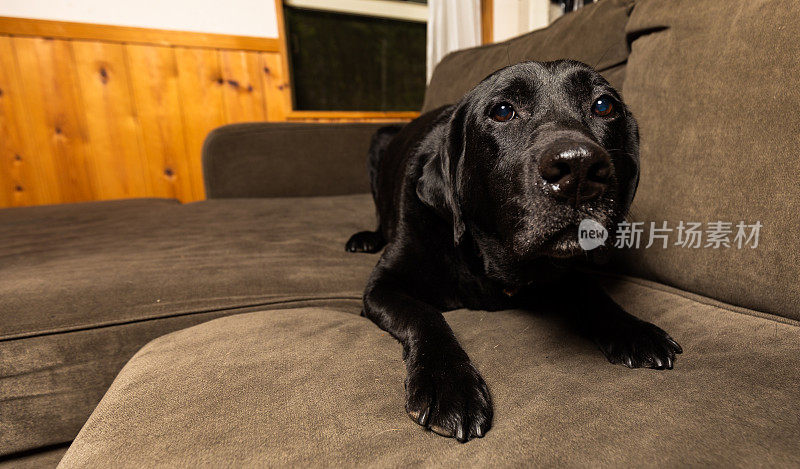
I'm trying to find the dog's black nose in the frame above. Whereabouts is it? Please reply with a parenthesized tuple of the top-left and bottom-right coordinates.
(538, 144, 612, 204)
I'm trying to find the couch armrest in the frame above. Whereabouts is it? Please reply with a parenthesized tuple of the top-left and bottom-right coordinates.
(202, 122, 394, 198)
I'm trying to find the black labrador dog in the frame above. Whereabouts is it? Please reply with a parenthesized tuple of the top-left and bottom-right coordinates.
(345, 60, 681, 442)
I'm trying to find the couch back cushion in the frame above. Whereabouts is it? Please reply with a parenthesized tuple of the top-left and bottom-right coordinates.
(617, 0, 800, 320)
(422, 0, 634, 112)
(203, 122, 386, 198)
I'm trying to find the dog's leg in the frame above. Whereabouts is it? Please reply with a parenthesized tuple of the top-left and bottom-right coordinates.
(561, 273, 682, 369)
(363, 264, 493, 442)
(345, 126, 400, 254)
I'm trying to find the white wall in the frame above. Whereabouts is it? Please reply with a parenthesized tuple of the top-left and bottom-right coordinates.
(493, 0, 559, 42)
(0, 0, 279, 38)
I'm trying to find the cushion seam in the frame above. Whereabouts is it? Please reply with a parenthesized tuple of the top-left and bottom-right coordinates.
(7, 276, 793, 341)
(594, 271, 800, 327)
(0, 295, 363, 342)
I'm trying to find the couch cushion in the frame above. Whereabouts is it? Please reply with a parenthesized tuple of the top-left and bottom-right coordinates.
(616, 0, 800, 321)
(0, 196, 375, 340)
(59, 276, 800, 467)
(423, 0, 634, 112)
(203, 122, 387, 199)
(0, 445, 68, 469)
(0, 195, 376, 455)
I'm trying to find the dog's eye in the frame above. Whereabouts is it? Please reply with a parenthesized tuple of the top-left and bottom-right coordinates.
(490, 103, 515, 122)
(592, 96, 615, 117)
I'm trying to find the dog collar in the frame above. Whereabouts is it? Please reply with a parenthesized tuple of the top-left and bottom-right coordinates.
(502, 287, 519, 297)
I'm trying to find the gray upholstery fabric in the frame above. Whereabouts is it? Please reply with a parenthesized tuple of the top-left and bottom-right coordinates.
(0, 196, 375, 341)
(0, 445, 68, 469)
(616, 0, 800, 320)
(59, 277, 800, 467)
(0, 195, 376, 455)
(8, 0, 800, 465)
(202, 122, 389, 199)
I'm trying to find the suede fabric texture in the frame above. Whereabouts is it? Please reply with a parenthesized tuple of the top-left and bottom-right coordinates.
(59, 277, 800, 468)
(7, 0, 800, 465)
(0, 445, 68, 469)
(0, 297, 363, 458)
(0, 196, 374, 340)
(203, 122, 387, 198)
(422, 0, 633, 112)
(0, 195, 375, 455)
(617, 0, 800, 320)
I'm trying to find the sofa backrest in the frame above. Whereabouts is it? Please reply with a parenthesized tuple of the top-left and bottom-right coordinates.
(203, 122, 386, 198)
(422, 0, 634, 112)
(423, 0, 799, 322)
(615, 0, 800, 321)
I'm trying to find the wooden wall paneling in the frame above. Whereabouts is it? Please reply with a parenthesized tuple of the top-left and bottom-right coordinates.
(0, 16, 418, 208)
(0, 36, 41, 206)
(175, 47, 227, 199)
(260, 52, 289, 121)
(218, 50, 268, 123)
(13, 36, 96, 204)
(125, 43, 195, 201)
(72, 40, 149, 200)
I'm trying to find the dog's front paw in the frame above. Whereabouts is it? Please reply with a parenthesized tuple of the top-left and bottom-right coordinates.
(596, 319, 683, 370)
(404, 359, 493, 442)
(345, 230, 384, 253)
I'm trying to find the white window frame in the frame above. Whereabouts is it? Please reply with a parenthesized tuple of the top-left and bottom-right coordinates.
(283, 0, 428, 23)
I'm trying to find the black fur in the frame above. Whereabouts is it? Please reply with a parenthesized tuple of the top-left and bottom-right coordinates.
(345, 126, 400, 253)
(346, 61, 681, 442)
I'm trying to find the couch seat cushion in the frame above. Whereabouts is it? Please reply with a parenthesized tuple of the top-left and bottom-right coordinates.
(59, 276, 800, 467)
(0, 195, 376, 340)
(0, 195, 376, 455)
(0, 445, 68, 469)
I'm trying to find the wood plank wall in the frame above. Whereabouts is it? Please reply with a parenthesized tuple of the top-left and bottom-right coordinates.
(0, 16, 417, 208)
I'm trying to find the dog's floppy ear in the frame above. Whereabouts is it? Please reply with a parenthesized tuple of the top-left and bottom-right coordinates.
(621, 116, 641, 214)
(416, 105, 467, 245)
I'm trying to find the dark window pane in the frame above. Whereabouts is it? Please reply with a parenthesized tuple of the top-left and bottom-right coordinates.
(285, 7, 426, 111)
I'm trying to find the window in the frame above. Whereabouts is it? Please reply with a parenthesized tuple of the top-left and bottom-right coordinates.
(283, 0, 428, 111)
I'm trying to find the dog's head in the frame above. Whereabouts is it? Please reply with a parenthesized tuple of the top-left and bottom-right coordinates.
(417, 60, 639, 284)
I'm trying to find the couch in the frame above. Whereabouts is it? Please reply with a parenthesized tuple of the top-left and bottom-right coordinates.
(1, 0, 798, 466)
